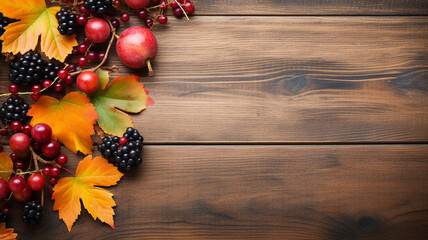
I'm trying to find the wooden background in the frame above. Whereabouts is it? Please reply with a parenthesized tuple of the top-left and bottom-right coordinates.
(1, 0, 428, 239)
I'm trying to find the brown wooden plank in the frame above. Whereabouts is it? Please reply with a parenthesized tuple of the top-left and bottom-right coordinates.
(5, 145, 428, 239)
(192, 0, 428, 16)
(1, 17, 428, 143)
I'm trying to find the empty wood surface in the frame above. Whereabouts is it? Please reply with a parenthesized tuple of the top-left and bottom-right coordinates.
(4, 145, 428, 240)
(194, 0, 428, 16)
(1, 0, 427, 239)
(1, 16, 428, 143)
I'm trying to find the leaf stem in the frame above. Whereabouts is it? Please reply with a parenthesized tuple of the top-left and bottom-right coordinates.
(60, 166, 75, 177)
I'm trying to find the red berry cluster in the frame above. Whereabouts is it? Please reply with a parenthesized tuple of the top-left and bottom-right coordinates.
(0, 122, 70, 221)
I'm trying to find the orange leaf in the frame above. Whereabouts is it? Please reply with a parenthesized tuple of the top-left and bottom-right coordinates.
(27, 92, 99, 155)
(0, 223, 18, 240)
(0, 152, 13, 181)
(0, 0, 77, 61)
(52, 156, 124, 231)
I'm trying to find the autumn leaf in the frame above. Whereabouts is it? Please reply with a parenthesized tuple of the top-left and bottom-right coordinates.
(27, 92, 99, 155)
(90, 70, 154, 136)
(0, 0, 77, 61)
(0, 152, 13, 181)
(0, 223, 17, 240)
(52, 156, 124, 231)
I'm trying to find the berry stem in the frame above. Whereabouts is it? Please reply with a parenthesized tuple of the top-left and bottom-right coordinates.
(30, 148, 56, 166)
(30, 147, 40, 171)
(60, 166, 75, 177)
(41, 188, 44, 208)
(146, 59, 155, 77)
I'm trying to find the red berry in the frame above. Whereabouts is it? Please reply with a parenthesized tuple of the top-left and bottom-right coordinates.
(76, 71, 100, 94)
(42, 167, 51, 177)
(2, 208, 10, 215)
(72, 48, 79, 55)
(42, 140, 61, 159)
(62, 0, 71, 3)
(138, 10, 147, 19)
(111, 18, 120, 29)
(145, 18, 153, 27)
(32, 84, 41, 93)
(31, 141, 42, 151)
(64, 75, 74, 85)
(54, 82, 65, 92)
(31, 123, 52, 143)
(97, 52, 106, 61)
(9, 84, 19, 94)
(57, 154, 68, 165)
(50, 166, 61, 178)
(49, 177, 58, 185)
(10, 121, 22, 132)
(83, 37, 92, 45)
(13, 160, 27, 171)
(42, 80, 52, 88)
(0, 130, 7, 136)
(10, 133, 31, 153)
(48, 185, 54, 195)
(76, 14, 88, 26)
(158, 15, 168, 24)
(78, 44, 88, 54)
(0, 144, 3, 152)
(174, 7, 183, 17)
(0, 178, 10, 199)
(22, 125, 32, 135)
(113, 0, 122, 7)
(58, 69, 69, 80)
(8, 176, 26, 193)
(119, 137, 128, 145)
(170, 1, 179, 8)
(27, 173, 45, 191)
(183, 2, 195, 15)
(78, 56, 88, 66)
(13, 186, 32, 202)
(31, 93, 41, 101)
(121, 13, 130, 23)
(159, 0, 168, 10)
(9, 153, 18, 162)
(88, 51, 98, 61)
(79, 5, 90, 15)
(85, 18, 110, 43)
(65, 64, 76, 72)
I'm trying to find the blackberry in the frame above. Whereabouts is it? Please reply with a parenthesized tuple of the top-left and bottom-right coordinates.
(98, 127, 144, 171)
(84, 0, 113, 16)
(9, 52, 61, 86)
(0, 212, 6, 223)
(0, 95, 29, 126)
(22, 201, 42, 224)
(0, 12, 11, 36)
(56, 7, 77, 36)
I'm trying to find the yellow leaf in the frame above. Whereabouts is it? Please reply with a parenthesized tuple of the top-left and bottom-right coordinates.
(27, 92, 99, 155)
(0, 152, 13, 181)
(0, 0, 77, 62)
(0, 223, 18, 240)
(52, 156, 124, 231)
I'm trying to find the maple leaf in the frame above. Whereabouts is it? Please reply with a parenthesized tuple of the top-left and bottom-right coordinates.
(0, 152, 13, 181)
(0, 223, 18, 240)
(0, 0, 77, 62)
(27, 92, 99, 155)
(90, 69, 154, 136)
(52, 156, 124, 231)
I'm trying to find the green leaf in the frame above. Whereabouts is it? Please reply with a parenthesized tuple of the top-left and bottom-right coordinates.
(90, 70, 154, 136)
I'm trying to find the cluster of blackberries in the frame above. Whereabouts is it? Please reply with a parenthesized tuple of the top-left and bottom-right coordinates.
(56, 7, 77, 36)
(0, 12, 11, 36)
(84, 0, 113, 16)
(22, 201, 42, 225)
(0, 95, 29, 126)
(98, 127, 144, 171)
(9, 52, 61, 86)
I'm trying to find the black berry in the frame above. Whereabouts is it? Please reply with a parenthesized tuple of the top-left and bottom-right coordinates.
(0, 95, 29, 126)
(22, 201, 42, 224)
(56, 7, 77, 36)
(83, 0, 114, 16)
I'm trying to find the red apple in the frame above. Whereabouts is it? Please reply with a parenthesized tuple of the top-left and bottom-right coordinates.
(116, 26, 158, 74)
(124, 0, 150, 9)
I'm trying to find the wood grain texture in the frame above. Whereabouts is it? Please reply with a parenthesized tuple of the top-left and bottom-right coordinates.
(193, 0, 428, 16)
(1, 17, 428, 143)
(5, 145, 428, 239)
